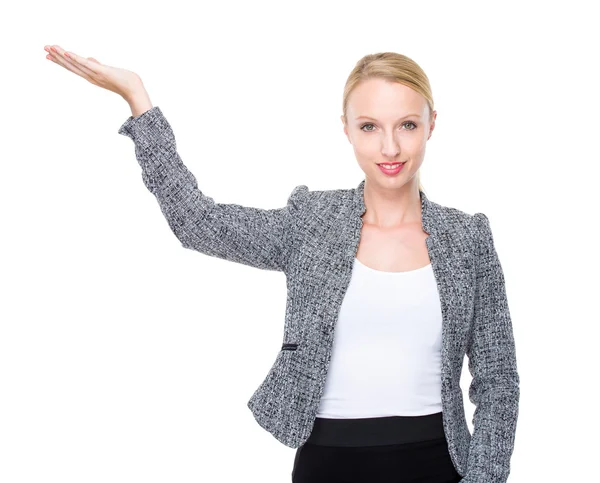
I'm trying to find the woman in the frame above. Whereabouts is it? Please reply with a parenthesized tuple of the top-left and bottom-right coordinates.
(43, 47, 519, 483)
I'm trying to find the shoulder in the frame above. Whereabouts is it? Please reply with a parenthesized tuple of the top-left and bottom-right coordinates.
(416, 195, 499, 257)
(433, 199, 495, 252)
(438, 203, 494, 246)
(287, 184, 353, 214)
(430, 197, 475, 228)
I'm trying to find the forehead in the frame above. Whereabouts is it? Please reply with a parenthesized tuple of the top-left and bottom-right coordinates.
(348, 78, 426, 117)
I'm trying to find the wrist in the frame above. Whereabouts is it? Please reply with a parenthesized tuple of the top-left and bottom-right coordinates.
(125, 87, 153, 118)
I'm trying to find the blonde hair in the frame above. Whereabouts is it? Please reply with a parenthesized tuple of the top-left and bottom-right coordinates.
(342, 52, 434, 194)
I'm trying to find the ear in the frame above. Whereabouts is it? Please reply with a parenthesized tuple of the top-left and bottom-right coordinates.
(341, 114, 351, 144)
(427, 110, 437, 140)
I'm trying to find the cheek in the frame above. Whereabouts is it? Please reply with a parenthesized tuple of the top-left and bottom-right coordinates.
(405, 134, 426, 147)
(354, 147, 376, 165)
(353, 139, 378, 157)
(406, 138, 428, 157)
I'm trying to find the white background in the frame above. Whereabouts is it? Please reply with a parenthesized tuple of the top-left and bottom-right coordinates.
(2, 0, 598, 481)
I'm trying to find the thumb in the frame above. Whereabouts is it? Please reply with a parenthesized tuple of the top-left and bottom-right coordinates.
(87, 57, 101, 64)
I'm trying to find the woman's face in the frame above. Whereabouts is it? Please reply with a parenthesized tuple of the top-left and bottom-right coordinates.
(342, 78, 436, 190)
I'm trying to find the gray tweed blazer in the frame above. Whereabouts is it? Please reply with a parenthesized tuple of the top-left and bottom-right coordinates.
(118, 106, 520, 483)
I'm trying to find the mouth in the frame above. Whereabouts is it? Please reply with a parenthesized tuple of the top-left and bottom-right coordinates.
(377, 162, 406, 175)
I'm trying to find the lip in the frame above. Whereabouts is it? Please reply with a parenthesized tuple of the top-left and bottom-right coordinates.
(377, 162, 405, 176)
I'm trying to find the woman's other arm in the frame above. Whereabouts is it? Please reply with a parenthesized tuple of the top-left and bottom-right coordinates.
(462, 213, 520, 483)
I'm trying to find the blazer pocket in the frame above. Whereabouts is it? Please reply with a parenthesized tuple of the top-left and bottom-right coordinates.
(281, 343, 298, 351)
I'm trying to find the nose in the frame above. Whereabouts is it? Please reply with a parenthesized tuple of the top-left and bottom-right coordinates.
(381, 132, 400, 158)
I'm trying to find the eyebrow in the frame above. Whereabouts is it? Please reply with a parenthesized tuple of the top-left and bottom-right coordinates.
(356, 114, 421, 121)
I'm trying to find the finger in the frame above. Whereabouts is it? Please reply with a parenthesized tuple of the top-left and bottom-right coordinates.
(50, 45, 100, 79)
(63, 50, 101, 75)
(46, 46, 93, 82)
(46, 55, 93, 84)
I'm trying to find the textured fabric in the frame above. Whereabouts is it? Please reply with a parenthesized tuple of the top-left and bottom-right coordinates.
(316, 260, 443, 418)
(118, 106, 520, 482)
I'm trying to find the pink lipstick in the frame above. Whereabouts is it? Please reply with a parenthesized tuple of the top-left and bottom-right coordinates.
(377, 162, 405, 176)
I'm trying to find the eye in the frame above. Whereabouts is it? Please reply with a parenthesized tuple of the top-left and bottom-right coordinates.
(359, 121, 418, 132)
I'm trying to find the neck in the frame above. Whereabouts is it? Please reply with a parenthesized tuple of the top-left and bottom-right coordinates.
(361, 178, 422, 229)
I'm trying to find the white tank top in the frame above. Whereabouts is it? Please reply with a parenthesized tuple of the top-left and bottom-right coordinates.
(316, 257, 444, 418)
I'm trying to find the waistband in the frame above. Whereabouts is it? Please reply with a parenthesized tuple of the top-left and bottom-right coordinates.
(305, 411, 446, 447)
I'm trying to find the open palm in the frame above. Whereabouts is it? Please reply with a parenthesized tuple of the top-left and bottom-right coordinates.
(44, 45, 144, 101)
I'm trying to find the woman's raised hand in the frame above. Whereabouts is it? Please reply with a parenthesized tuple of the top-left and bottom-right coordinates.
(43, 45, 144, 102)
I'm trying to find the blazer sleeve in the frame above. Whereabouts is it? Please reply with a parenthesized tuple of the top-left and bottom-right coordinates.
(118, 106, 309, 272)
(463, 213, 520, 483)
